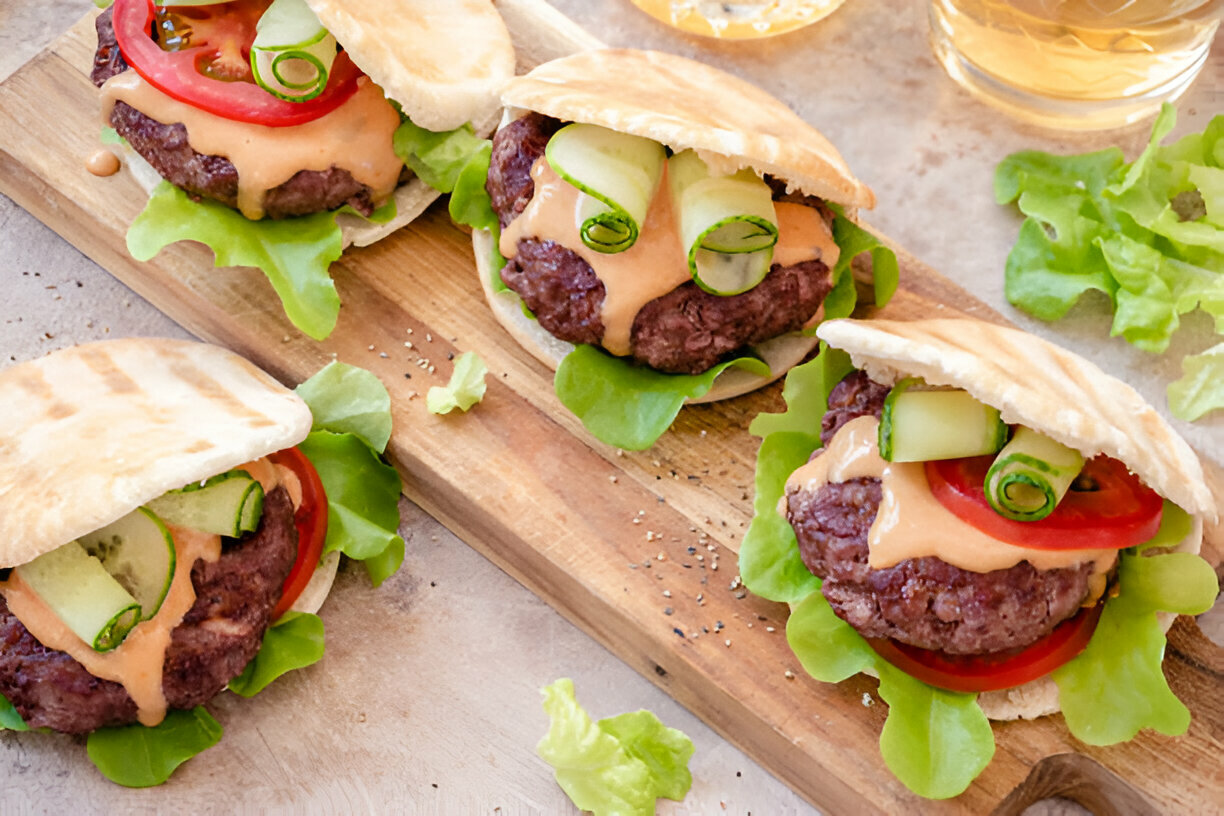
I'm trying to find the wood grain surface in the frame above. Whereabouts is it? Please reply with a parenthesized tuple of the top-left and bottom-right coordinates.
(0, 12, 1219, 814)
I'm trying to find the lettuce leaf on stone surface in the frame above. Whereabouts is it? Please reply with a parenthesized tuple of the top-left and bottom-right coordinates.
(537, 678, 694, 815)
(996, 104, 1224, 420)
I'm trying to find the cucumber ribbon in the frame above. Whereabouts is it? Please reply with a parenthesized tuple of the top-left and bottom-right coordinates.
(545, 123, 666, 254)
(669, 150, 778, 296)
(878, 379, 1007, 463)
(250, 0, 337, 102)
(985, 426, 1085, 521)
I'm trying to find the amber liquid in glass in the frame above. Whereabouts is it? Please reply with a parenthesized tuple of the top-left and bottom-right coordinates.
(929, 0, 1222, 129)
(629, 0, 849, 39)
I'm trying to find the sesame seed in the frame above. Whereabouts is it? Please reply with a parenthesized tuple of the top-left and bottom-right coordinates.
(724, 639, 732, 648)
(862, 694, 874, 707)
(405, 341, 414, 349)
(662, 590, 672, 598)
(379, 352, 388, 358)
(609, 475, 618, 483)
(426, 333, 433, 342)
(785, 670, 795, 680)
(632, 518, 641, 525)
(428, 365, 436, 374)
(406, 328, 413, 334)
(656, 552, 666, 561)
(766, 626, 776, 633)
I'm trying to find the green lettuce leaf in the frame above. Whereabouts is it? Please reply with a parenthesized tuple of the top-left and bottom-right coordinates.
(0, 695, 28, 731)
(740, 344, 854, 602)
(555, 344, 770, 450)
(393, 120, 489, 194)
(786, 593, 993, 798)
(296, 361, 392, 452)
(996, 104, 1224, 418)
(1052, 503, 1218, 745)
(1168, 342, 1224, 421)
(127, 183, 395, 341)
(86, 707, 223, 788)
(829, 206, 900, 316)
(228, 612, 326, 698)
(297, 430, 405, 586)
(295, 363, 404, 584)
(449, 142, 498, 231)
(427, 351, 488, 414)
(537, 678, 694, 816)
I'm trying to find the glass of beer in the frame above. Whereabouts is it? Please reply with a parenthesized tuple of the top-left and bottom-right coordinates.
(629, 0, 849, 39)
(929, 0, 1222, 130)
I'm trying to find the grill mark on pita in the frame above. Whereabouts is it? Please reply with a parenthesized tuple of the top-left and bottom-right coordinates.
(9, 369, 77, 420)
(77, 346, 140, 394)
(184, 440, 215, 454)
(167, 361, 277, 428)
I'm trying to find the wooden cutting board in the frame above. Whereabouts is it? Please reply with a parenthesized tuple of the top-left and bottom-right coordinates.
(1, 11, 1219, 814)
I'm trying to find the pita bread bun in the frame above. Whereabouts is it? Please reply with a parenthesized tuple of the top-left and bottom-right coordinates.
(816, 318, 1216, 521)
(0, 339, 312, 568)
(499, 48, 876, 211)
(304, 0, 514, 134)
(474, 231, 818, 404)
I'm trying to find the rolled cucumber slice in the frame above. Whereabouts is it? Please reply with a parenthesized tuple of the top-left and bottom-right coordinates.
(79, 507, 176, 622)
(668, 150, 778, 296)
(878, 378, 1008, 462)
(545, 123, 666, 254)
(250, 0, 337, 102)
(147, 470, 265, 538)
(15, 542, 141, 652)
(985, 427, 1085, 521)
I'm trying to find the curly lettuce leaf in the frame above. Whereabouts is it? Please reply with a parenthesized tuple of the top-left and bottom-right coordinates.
(828, 206, 900, 316)
(1168, 342, 1224, 421)
(1053, 503, 1218, 745)
(228, 612, 325, 698)
(787, 593, 993, 799)
(427, 351, 488, 414)
(996, 104, 1224, 418)
(297, 431, 404, 586)
(127, 182, 394, 341)
(86, 707, 223, 788)
(740, 345, 854, 602)
(537, 679, 694, 816)
(296, 360, 393, 452)
(295, 364, 404, 585)
(0, 695, 28, 731)
(393, 120, 489, 194)
(555, 344, 770, 450)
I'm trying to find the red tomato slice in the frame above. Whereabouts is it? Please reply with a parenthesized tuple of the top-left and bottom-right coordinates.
(866, 603, 1104, 693)
(268, 447, 328, 618)
(111, 0, 361, 127)
(925, 454, 1163, 551)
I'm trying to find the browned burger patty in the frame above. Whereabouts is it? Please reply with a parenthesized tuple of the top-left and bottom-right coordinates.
(488, 113, 835, 375)
(0, 487, 298, 734)
(786, 373, 1095, 655)
(91, 9, 379, 219)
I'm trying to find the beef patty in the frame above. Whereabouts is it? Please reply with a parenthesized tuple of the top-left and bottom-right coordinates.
(92, 9, 381, 219)
(0, 487, 298, 733)
(786, 372, 1096, 656)
(487, 112, 835, 375)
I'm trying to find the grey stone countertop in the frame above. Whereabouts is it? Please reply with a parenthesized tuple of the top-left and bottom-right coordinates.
(0, 1, 1219, 813)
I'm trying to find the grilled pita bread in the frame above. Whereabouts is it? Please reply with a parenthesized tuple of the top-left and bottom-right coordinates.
(499, 48, 875, 211)
(0, 339, 312, 567)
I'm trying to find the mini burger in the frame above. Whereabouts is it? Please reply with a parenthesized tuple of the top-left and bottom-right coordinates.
(741, 317, 1220, 798)
(0, 339, 402, 785)
(469, 49, 896, 450)
(91, 0, 515, 339)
